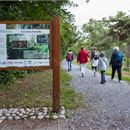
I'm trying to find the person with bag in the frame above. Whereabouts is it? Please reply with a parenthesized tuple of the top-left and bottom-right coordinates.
(109, 47, 123, 82)
(66, 50, 74, 71)
(91, 47, 99, 77)
(77, 47, 89, 77)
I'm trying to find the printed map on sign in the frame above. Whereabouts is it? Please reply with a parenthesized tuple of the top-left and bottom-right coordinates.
(0, 23, 50, 67)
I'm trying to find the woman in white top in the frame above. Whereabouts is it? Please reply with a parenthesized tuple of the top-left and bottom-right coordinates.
(91, 51, 99, 76)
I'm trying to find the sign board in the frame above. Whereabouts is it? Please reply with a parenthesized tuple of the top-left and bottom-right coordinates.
(0, 21, 52, 69)
(0, 18, 60, 113)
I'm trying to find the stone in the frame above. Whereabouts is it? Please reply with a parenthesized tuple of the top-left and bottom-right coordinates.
(0, 113, 3, 117)
(19, 113, 24, 117)
(7, 116, 13, 120)
(45, 115, 49, 118)
(53, 114, 58, 119)
(58, 114, 66, 119)
(29, 112, 35, 116)
(12, 114, 16, 117)
(5, 113, 10, 116)
(37, 115, 44, 119)
(37, 112, 43, 115)
(22, 115, 28, 119)
(0, 116, 6, 120)
(30, 116, 36, 119)
(19, 108, 26, 114)
(60, 106, 65, 115)
(14, 116, 20, 120)
(0, 120, 4, 123)
(43, 107, 48, 113)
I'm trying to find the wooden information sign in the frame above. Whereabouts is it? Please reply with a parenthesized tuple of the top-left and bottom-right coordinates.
(0, 17, 60, 112)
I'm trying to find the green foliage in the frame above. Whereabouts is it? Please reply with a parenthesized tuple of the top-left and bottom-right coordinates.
(108, 12, 130, 43)
(0, 70, 52, 108)
(122, 76, 130, 82)
(0, 69, 85, 110)
(0, 70, 27, 87)
(60, 69, 85, 109)
(72, 11, 130, 71)
(0, 1, 80, 83)
(86, 62, 130, 83)
(0, 1, 70, 20)
(81, 18, 110, 50)
(60, 14, 81, 58)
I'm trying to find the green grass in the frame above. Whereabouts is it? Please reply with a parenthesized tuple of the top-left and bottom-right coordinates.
(60, 69, 85, 109)
(0, 70, 52, 108)
(75, 60, 130, 82)
(122, 76, 130, 82)
(86, 61, 130, 82)
(0, 69, 85, 111)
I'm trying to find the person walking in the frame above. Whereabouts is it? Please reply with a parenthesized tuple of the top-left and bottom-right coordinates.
(91, 48, 99, 76)
(77, 47, 89, 77)
(66, 50, 74, 71)
(109, 47, 123, 82)
(91, 47, 98, 60)
(98, 52, 108, 84)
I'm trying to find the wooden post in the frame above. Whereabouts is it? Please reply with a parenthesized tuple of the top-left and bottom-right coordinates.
(52, 17, 60, 113)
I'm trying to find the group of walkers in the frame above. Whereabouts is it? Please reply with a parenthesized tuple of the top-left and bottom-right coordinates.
(66, 46, 123, 84)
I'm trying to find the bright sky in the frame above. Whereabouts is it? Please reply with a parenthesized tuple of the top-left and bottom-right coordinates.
(68, 0, 130, 27)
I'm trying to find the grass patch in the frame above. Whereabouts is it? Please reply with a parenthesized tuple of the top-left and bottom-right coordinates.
(76, 60, 130, 82)
(0, 69, 85, 111)
(0, 70, 52, 108)
(122, 76, 130, 82)
(60, 69, 85, 110)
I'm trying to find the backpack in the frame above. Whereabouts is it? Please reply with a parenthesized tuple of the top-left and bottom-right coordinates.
(67, 53, 72, 60)
(116, 51, 123, 62)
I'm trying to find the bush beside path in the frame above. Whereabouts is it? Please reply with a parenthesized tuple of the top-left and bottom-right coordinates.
(61, 60, 130, 130)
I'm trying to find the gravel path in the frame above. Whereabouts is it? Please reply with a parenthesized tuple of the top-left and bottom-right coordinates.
(61, 61, 130, 130)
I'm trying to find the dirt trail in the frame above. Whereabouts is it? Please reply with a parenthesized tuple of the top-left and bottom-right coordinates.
(62, 61, 130, 130)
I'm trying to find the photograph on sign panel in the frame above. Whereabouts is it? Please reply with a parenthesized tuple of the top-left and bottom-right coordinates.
(7, 33, 50, 59)
(0, 23, 50, 67)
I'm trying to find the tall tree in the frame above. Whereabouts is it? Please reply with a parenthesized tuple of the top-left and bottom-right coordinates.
(82, 18, 110, 50)
(0, 0, 80, 83)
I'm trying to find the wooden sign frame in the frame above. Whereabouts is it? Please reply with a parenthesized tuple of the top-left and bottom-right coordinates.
(0, 21, 52, 70)
(0, 17, 60, 112)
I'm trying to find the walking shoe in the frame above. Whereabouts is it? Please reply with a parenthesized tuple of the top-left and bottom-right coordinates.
(119, 80, 122, 83)
(82, 73, 85, 77)
(100, 82, 104, 84)
(94, 72, 96, 77)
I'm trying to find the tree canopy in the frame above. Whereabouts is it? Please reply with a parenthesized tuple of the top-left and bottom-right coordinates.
(0, 0, 80, 84)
